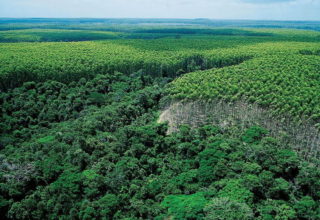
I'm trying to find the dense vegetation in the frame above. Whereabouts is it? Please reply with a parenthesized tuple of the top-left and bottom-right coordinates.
(1, 73, 320, 219)
(1, 28, 319, 91)
(0, 38, 253, 90)
(0, 28, 276, 43)
(0, 29, 121, 42)
(168, 46, 320, 124)
(1, 20, 320, 219)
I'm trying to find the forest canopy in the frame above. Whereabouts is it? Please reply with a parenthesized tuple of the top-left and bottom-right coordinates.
(1, 21, 320, 219)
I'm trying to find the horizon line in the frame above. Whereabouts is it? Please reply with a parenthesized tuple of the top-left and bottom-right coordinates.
(0, 17, 320, 22)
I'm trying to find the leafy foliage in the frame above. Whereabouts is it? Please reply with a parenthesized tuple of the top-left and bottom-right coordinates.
(1, 25, 320, 219)
(1, 72, 320, 219)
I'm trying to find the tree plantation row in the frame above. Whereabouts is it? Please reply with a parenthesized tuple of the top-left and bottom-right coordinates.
(168, 43, 320, 125)
(1, 29, 319, 91)
(0, 39, 254, 91)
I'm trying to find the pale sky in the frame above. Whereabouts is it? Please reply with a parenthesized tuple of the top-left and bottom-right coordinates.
(0, 0, 320, 21)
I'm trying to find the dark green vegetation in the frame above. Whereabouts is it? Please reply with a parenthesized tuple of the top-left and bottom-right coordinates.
(0, 28, 273, 43)
(1, 73, 320, 219)
(0, 29, 121, 42)
(300, 49, 320, 56)
(1, 20, 320, 219)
